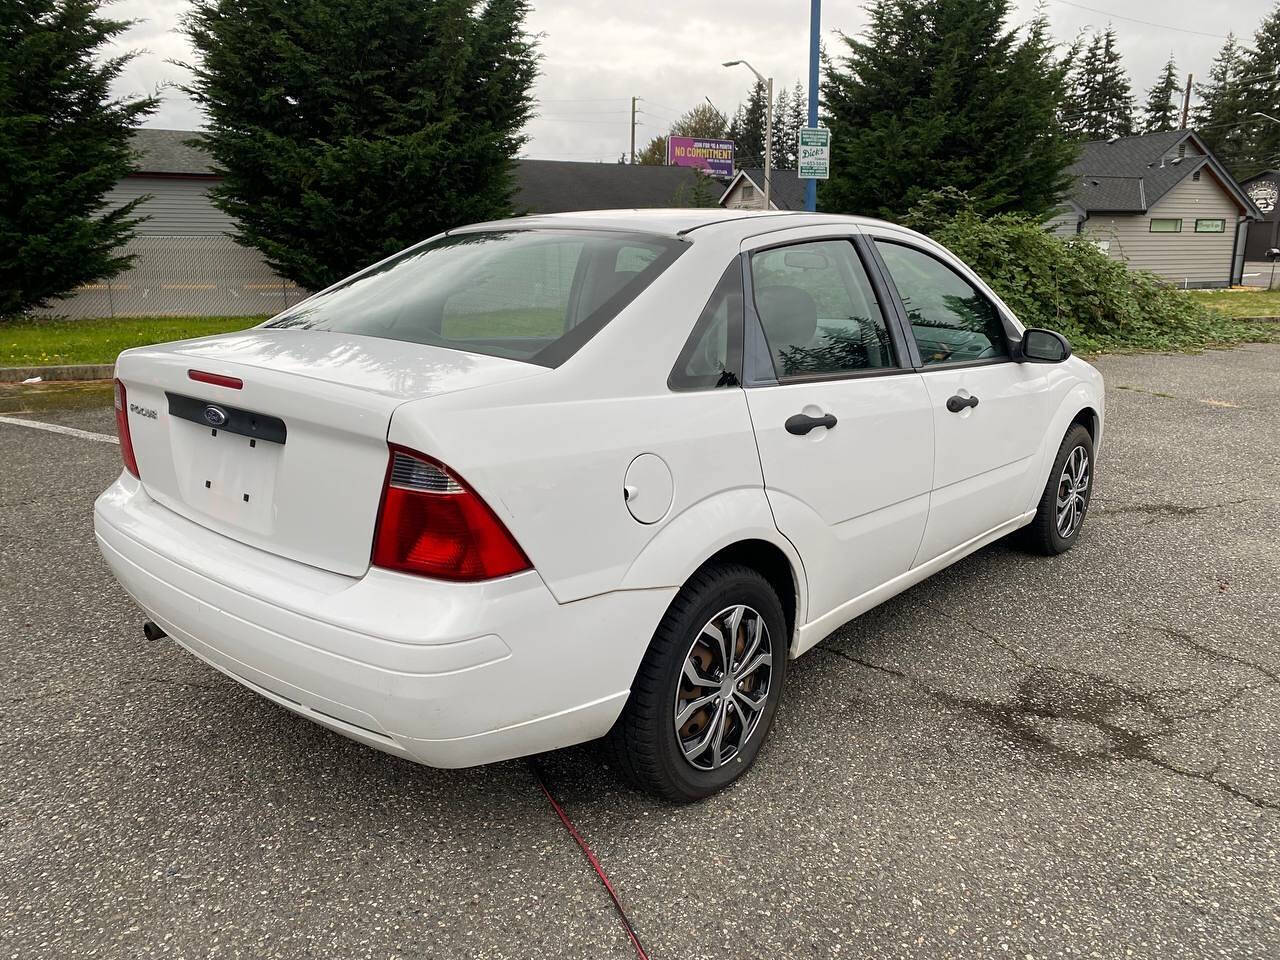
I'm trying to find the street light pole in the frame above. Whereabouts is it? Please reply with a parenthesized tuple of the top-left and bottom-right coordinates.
(723, 60, 773, 210)
(806, 0, 820, 212)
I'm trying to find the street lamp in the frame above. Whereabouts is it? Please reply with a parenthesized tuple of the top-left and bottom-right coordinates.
(1253, 112, 1280, 124)
(723, 59, 773, 211)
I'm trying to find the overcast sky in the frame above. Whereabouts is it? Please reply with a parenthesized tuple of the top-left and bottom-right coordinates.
(109, 0, 1276, 162)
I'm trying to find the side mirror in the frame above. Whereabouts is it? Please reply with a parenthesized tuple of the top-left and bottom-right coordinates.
(1018, 328, 1072, 363)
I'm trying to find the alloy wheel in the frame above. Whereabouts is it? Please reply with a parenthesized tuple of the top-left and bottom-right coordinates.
(1056, 445, 1091, 539)
(673, 604, 773, 771)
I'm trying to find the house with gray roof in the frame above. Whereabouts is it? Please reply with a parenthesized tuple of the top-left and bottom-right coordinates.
(1048, 129, 1261, 288)
(717, 168, 806, 211)
(42, 129, 713, 318)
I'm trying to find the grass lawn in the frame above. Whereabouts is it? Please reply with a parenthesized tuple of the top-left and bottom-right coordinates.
(1187, 288, 1280, 319)
(0, 315, 264, 367)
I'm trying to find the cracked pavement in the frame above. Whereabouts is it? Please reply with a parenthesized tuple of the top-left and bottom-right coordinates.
(2, 344, 1279, 958)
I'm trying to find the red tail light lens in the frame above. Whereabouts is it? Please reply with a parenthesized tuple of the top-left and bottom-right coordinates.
(113, 378, 140, 478)
(372, 446, 530, 581)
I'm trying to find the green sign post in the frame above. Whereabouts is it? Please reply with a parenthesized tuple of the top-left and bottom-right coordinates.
(798, 127, 830, 180)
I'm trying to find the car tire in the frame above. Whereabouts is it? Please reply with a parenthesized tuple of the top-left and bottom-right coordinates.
(607, 563, 787, 802)
(1022, 423, 1094, 555)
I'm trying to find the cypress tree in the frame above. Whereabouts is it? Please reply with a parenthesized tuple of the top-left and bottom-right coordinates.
(1141, 57, 1182, 133)
(181, 0, 537, 292)
(821, 0, 1076, 220)
(0, 0, 158, 316)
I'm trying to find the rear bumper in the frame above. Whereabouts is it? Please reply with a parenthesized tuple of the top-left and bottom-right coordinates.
(94, 474, 674, 768)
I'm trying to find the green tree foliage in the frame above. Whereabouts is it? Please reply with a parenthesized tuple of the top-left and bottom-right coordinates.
(1193, 35, 1251, 173)
(181, 0, 537, 292)
(727, 80, 769, 168)
(770, 80, 809, 168)
(903, 190, 1275, 352)
(1239, 3, 1280, 179)
(821, 0, 1075, 220)
(636, 102, 728, 166)
(1141, 56, 1182, 133)
(1067, 27, 1135, 140)
(0, 0, 158, 317)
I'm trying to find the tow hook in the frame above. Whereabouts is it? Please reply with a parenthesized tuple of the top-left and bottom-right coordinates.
(142, 620, 168, 642)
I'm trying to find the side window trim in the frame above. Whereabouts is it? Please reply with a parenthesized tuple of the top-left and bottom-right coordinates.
(867, 235, 1015, 371)
(741, 234, 916, 387)
(855, 235, 922, 369)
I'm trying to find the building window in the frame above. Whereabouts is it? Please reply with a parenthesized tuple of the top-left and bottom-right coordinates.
(1177, 143, 1187, 158)
(741, 183, 756, 201)
(1195, 218, 1225, 233)
(1192, 169, 1201, 181)
(1149, 218, 1182, 233)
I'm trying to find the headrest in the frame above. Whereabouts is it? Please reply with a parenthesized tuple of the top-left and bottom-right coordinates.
(756, 285, 818, 349)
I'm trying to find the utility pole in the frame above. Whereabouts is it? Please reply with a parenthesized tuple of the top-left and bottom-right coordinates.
(630, 96, 637, 164)
(805, 0, 820, 212)
(1181, 73, 1193, 129)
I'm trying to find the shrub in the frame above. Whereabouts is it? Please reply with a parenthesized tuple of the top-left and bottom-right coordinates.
(902, 190, 1276, 352)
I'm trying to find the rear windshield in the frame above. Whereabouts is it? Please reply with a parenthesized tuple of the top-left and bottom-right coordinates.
(264, 229, 686, 366)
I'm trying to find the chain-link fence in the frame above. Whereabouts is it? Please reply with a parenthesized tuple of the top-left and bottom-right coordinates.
(35, 236, 307, 318)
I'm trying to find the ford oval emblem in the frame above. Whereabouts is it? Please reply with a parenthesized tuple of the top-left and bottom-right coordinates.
(203, 405, 228, 427)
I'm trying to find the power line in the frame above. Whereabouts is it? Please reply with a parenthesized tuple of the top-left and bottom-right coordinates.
(1046, 0, 1231, 40)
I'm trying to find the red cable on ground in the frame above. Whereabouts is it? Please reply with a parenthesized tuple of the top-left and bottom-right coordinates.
(531, 763, 652, 960)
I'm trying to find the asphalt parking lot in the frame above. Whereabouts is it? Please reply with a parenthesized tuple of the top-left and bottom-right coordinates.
(2, 345, 1278, 960)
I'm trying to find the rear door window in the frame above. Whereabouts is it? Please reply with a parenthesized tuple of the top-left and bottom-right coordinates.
(265, 230, 686, 367)
(749, 239, 897, 378)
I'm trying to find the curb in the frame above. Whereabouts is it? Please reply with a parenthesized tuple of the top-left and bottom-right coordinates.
(0, 363, 115, 383)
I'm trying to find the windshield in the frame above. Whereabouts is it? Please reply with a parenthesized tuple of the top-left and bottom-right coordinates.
(264, 229, 686, 366)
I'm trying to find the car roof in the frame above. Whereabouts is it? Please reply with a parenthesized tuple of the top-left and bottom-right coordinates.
(453, 208, 899, 241)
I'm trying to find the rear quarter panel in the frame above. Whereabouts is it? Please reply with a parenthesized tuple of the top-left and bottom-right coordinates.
(388, 236, 778, 604)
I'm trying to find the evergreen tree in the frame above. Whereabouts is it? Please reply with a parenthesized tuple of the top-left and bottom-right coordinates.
(1141, 56, 1182, 133)
(1239, 3, 1280, 178)
(1074, 26, 1135, 140)
(181, 0, 537, 292)
(727, 80, 768, 168)
(1058, 30, 1088, 137)
(0, 0, 158, 316)
(773, 84, 792, 169)
(789, 79, 808, 164)
(821, 0, 1076, 220)
(1193, 35, 1250, 172)
(636, 102, 728, 165)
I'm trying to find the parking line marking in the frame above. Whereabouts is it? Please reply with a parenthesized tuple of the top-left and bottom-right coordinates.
(0, 415, 119, 444)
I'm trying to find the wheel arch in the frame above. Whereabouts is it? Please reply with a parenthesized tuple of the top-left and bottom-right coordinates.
(618, 487, 807, 654)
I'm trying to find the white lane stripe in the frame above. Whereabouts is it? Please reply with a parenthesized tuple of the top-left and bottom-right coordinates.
(0, 415, 119, 444)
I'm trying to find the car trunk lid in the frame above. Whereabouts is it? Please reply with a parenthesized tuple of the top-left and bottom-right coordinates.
(115, 328, 546, 576)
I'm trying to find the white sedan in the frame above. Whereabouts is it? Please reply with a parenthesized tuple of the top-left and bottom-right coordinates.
(96, 210, 1103, 801)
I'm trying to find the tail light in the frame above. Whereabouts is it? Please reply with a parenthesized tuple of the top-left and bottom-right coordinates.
(113, 378, 140, 478)
(371, 445, 530, 581)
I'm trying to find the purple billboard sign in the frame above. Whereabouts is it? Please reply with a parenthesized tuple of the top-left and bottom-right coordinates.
(666, 136, 735, 177)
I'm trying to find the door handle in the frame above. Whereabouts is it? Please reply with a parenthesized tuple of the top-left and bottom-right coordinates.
(946, 394, 979, 413)
(785, 412, 838, 435)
